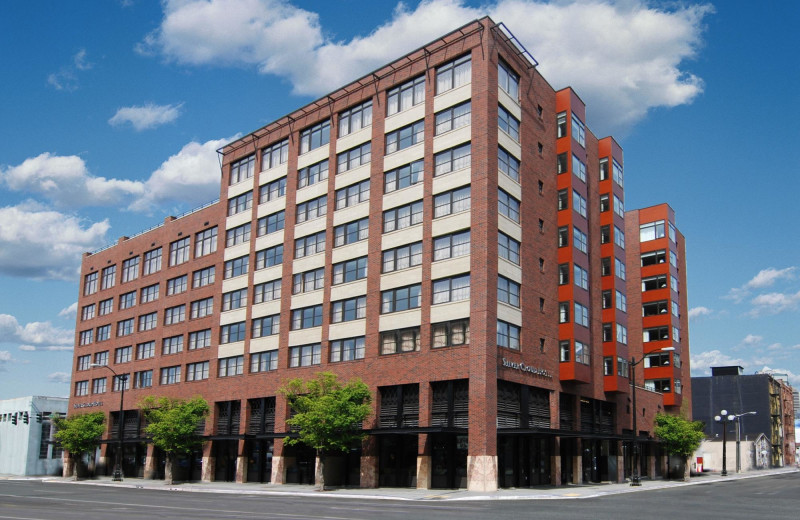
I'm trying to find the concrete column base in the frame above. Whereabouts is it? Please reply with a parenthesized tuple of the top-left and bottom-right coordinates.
(236, 455, 247, 483)
(143, 445, 157, 480)
(416, 455, 431, 489)
(201, 455, 215, 482)
(467, 455, 497, 492)
(271, 455, 286, 484)
(360, 455, 378, 488)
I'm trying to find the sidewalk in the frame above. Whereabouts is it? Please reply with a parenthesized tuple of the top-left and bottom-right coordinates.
(9, 467, 796, 501)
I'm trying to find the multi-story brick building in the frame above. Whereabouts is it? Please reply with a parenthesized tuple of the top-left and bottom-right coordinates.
(68, 17, 691, 490)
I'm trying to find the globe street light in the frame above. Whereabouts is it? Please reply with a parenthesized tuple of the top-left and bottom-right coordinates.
(90, 363, 126, 481)
(714, 410, 735, 476)
(732, 411, 757, 472)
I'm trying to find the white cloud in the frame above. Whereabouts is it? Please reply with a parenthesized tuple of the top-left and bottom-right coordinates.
(756, 366, 800, 388)
(58, 302, 78, 318)
(19, 345, 74, 352)
(109, 102, 183, 131)
(0, 203, 109, 280)
(47, 49, 93, 91)
(0, 350, 10, 371)
(749, 290, 800, 316)
(688, 306, 712, 319)
(725, 266, 796, 303)
(47, 372, 71, 384)
(691, 349, 746, 376)
(0, 313, 74, 346)
(140, 0, 711, 134)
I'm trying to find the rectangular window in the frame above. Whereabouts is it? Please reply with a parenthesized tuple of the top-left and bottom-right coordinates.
(644, 379, 672, 393)
(81, 304, 96, 321)
(297, 159, 329, 189)
(114, 346, 132, 364)
(575, 340, 590, 365)
(140, 283, 159, 304)
(572, 154, 586, 182)
(644, 352, 671, 368)
(642, 274, 668, 291)
(332, 256, 368, 285)
(599, 157, 609, 180)
(498, 232, 519, 265)
(573, 227, 588, 253)
(335, 217, 370, 245)
(613, 158, 624, 187)
(640, 220, 666, 242)
(93, 351, 108, 366)
(291, 305, 323, 330)
(92, 377, 107, 394)
(384, 160, 423, 193)
(600, 194, 610, 213)
(381, 284, 421, 314)
(617, 324, 628, 345)
(574, 303, 589, 327)
(380, 327, 420, 355)
(252, 314, 280, 338)
(190, 297, 214, 318)
(143, 248, 162, 275)
(613, 194, 624, 218)
(615, 290, 627, 312)
(220, 322, 246, 343)
(387, 76, 424, 116)
(164, 305, 185, 325)
(339, 100, 372, 137)
(299, 120, 330, 154)
(186, 361, 209, 381)
(331, 295, 367, 323)
(558, 263, 570, 285)
(77, 354, 91, 371)
(557, 112, 568, 138)
(98, 298, 113, 316)
(169, 237, 191, 266)
(289, 344, 321, 367)
(601, 225, 610, 244)
(497, 320, 520, 350)
(498, 60, 519, 99)
(559, 340, 570, 362)
(259, 177, 287, 204)
(162, 335, 183, 355)
(117, 318, 134, 337)
(573, 191, 587, 217)
(498, 105, 519, 141)
(556, 152, 568, 174)
(385, 120, 424, 154)
(498, 147, 520, 182)
(296, 195, 327, 224)
(167, 274, 188, 295)
(261, 140, 288, 170)
(253, 279, 281, 304)
(228, 191, 253, 217)
(641, 250, 667, 266)
(434, 229, 471, 261)
(251, 350, 279, 372)
(615, 226, 625, 249)
(195, 227, 218, 257)
(134, 370, 152, 389)
(571, 113, 586, 147)
(432, 274, 470, 304)
(121, 257, 139, 283)
(218, 356, 244, 377)
(230, 155, 255, 185)
(335, 179, 370, 209)
(601, 257, 611, 277)
(498, 276, 520, 307)
(222, 288, 248, 311)
(295, 231, 326, 258)
(96, 324, 111, 342)
(602, 290, 612, 309)
(432, 319, 470, 348)
(160, 366, 181, 385)
(330, 336, 365, 362)
(226, 223, 251, 247)
(257, 210, 285, 236)
(670, 251, 678, 268)
(293, 268, 324, 294)
(434, 143, 471, 176)
(136, 341, 155, 360)
(188, 329, 212, 350)
(382, 242, 422, 273)
(434, 101, 471, 135)
(615, 258, 626, 280)
(101, 265, 116, 290)
(558, 227, 569, 247)
(437, 55, 471, 93)
(191, 266, 215, 289)
(256, 244, 283, 269)
(337, 142, 371, 173)
(574, 264, 589, 290)
(224, 256, 249, 278)
(602, 323, 613, 342)
(498, 189, 520, 223)
(434, 186, 470, 218)
(75, 380, 89, 396)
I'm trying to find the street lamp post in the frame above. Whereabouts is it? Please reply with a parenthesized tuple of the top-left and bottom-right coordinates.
(714, 410, 735, 476)
(732, 411, 757, 473)
(91, 363, 126, 481)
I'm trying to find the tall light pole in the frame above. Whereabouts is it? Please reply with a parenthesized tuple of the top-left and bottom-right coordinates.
(91, 363, 126, 481)
(733, 411, 757, 473)
(714, 410, 735, 476)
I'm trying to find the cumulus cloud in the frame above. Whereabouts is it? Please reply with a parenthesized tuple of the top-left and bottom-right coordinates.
(688, 306, 712, 319)
(48, 372, 71, 384)
(748, 290, 800, 317)
(0, 203, 109, 280)
(47, 49, 93, 91)
(58, 302, 78, 318)
(109, 102, 183, 131)
(726, 266, 796, 303)
(756, 366, 800, 388)
(138, 0, 711, 134)
(691, 349, 746, 376)
(19, 345, 74, 352)
(0, 313, 74, 346)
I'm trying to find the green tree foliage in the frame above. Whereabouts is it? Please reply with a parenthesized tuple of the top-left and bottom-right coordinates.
(281, 372, 372, 489)
(654, 412, 705, 458)
(53, 411, 106, 456)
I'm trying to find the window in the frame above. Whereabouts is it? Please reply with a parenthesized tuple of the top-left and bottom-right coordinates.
(113, 374, 129, 392)
(189, 329, 211, 350)
(77, 354, 91, 371)
(558, 263, 570, 285)
(613, 194, 624, 218)
(169, 237, 191, 266)
(114, 347, 133, 364)
(498, 189, 520, 223)
(670, 251, 678, 268)
(252, 314, 280, 338)
(122, 257, 139, 282)
(498, 276, 520, 307)
(574, 303, 589, 326)
(498, 105, 519, 141)
(437, 55, 471, 93)
(257, 210, 285, 236)
(573, 191, 587, 217)
(92, 378, 107, 394)
(143, 248, 162, 275)
(600, 194, 609, 213)
(599, 157, 609, 180)
(190, 297, 214, 318)
(256, 245, 283, 269)
(297, 160, 329, 189)
(571, 113, 586, 147)
(136, 341, 155, 359)
(641, 250, 667, 266)
(296, 195, 327, 223)
(221, 322, 246, 343)
(615, 258, 626, 280)
(218, 356, 244, 377)
(385, 160, 423, 193)
(295, 231, 326, 258)
(299, 120, 330, 154)
(385, 120, 424, 154)
(645, 274, 670, 293)
(574, 264, 589, 290)
(96, 324, 111, 342)
(226, 223, 251, 247)
(253, 279, 281, 304)
(117, 318, 134, 337)
(496, 320, 520, 350)
(293, 268, 324, 294)
(383, 242, 423, 273)
(573, 227, 588, 253)
(134, 370, 153, 389)
(167, 275, 188, 295)
(101, 265, 116, 290)
(672, 301, 680, 317)
(224, 256, 249, 278)
(75, 380, 89, 396)
(575, 340, 590, 365)
(251, 350, 279, 372)
(644, 352, 671, 368)
(435, 101, 471, 135)
(228, 191, 253, 217)
(434, 230, 471, 261)
(99, 298, 113, 316)
(387, 76, 424, 116)
(190, 267, 214, 289)
(160, 366, 181, 385)
(230, 155, 255, 185)
(559, 340, 570, 362)
(291, 305, 323, 330)
(335, 179, 370, 209)
(94, 351, 109, 366)
(162, 335, 183, 355)
(558, 227, 569, 248)
(331, 295, 367, 323)
(498, 60, 519, 98)
(613, 158, 624, 187)
(332, 256, 368, 284)
(615, 290, 627, 312)
(645, 379, 671, 393)
(600, 225, 610, 244)
(339, 100, 372, 137)
(164, 305, 185, 325)
(640, 220, 666, 242)
(380, 327, 420, 354)
(433, 274, 470, 304)
(259, 177, 287, 204)
(558, 302, 570, 323)
(381, 283, 422, 314)
(668, 222, 677, 243)
(333, 218, 370, 247)
(615, 226, 625, 249)
(81, 304, 96, 321)
(556, 112, 567, 138)
(673, 326, 681, 343)
(434, 186, 470, 218)
(262, 140, 288, 170)
(84, 272, 99, 295)
(601, 257, 611, 277)
(289, 344, 321, 367)
(195, 227, 218, 257)
(498, 232, 519, 265)
(434, 143, 471, 176)
(617, 324, 628, 345)
(337, 142, 371, 173)
(186, 361, 209, 381)
(382, 201, 423, 233)
(602, 323, 613, 342)
(558, 189, 569, 211)
(556, 152, 568, 174)
(140, 283, 159, 304)
(498, 147, 520, 182)
(602, 290, 612, 309)
(330, 337, 365, 362)
(572, 154, 586, 182)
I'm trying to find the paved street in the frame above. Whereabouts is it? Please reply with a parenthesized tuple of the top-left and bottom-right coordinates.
(1, 470, 798, 520)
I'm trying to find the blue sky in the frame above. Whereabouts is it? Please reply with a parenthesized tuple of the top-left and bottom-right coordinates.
(1, 0, 798, 399)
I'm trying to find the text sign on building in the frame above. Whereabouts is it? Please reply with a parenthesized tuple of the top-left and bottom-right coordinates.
(73, 401, 103, 409)
(500, 358, 552, 379)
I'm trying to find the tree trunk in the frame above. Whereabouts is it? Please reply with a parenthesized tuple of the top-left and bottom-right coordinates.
(63, 453, 76, 479)
(315, 450, 325, 491)
(165, 453, 175, 485)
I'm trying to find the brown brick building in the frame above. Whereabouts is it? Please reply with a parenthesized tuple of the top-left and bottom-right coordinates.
(68, 18, 691, 490)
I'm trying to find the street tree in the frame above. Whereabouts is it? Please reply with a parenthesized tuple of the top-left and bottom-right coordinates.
(281, 372, 372, 490)
(140, 396, 210, 484)
(654, 412, 705, 479)
(53, 411, 106, 479)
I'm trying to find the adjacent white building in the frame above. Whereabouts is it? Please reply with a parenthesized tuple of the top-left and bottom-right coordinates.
(0, 396, 68, 476)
